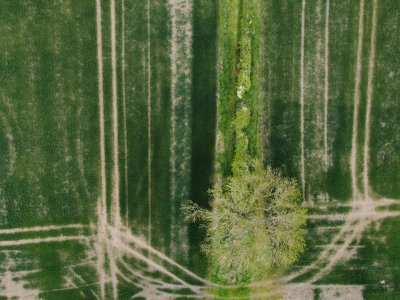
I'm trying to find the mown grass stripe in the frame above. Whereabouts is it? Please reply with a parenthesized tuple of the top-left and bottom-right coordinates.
(147, 0, 152, 247)
(324, 0, 330, 169)
(300, 0, 306, 201)
(121, 0, 129, 223)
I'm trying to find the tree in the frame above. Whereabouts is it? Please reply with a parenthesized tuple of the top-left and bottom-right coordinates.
(183, 107, 307, 284)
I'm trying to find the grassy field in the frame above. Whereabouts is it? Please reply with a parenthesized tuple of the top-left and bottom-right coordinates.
(370, 0, 400, 198)
(258, 0, 400, 298)
(0, 0, 99, 228)
(0, 1, 99, 297)
(0, 0, 214, 298)
(1, 0, 400, 299)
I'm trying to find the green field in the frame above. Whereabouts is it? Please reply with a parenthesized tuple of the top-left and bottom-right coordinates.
(259, 1, 400, 298)
(1, 0, 400, 299)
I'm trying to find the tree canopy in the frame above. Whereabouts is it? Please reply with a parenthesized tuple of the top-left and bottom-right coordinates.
(183, 107, 307, 284)
(184, 0, 307, 285)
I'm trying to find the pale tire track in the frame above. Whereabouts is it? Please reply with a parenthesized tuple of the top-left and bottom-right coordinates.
(0, 224, 84, 235)
(109, 0, 120, 298)
(350, 0, 365, 201)
(285, 198, 400, 283)
(108, 225, 212, 286)
(110, 0, 121, 231)
(95, 0, 107, 297)
(363, 0, 378, 200)
(0, 236, 89, 247)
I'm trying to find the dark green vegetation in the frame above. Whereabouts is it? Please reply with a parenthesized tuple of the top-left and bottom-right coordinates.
(0, 0, 98, 228)
(260, 0, 400, 202)
(190, 0, 218, 276)
(370, 0, 400, 197)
